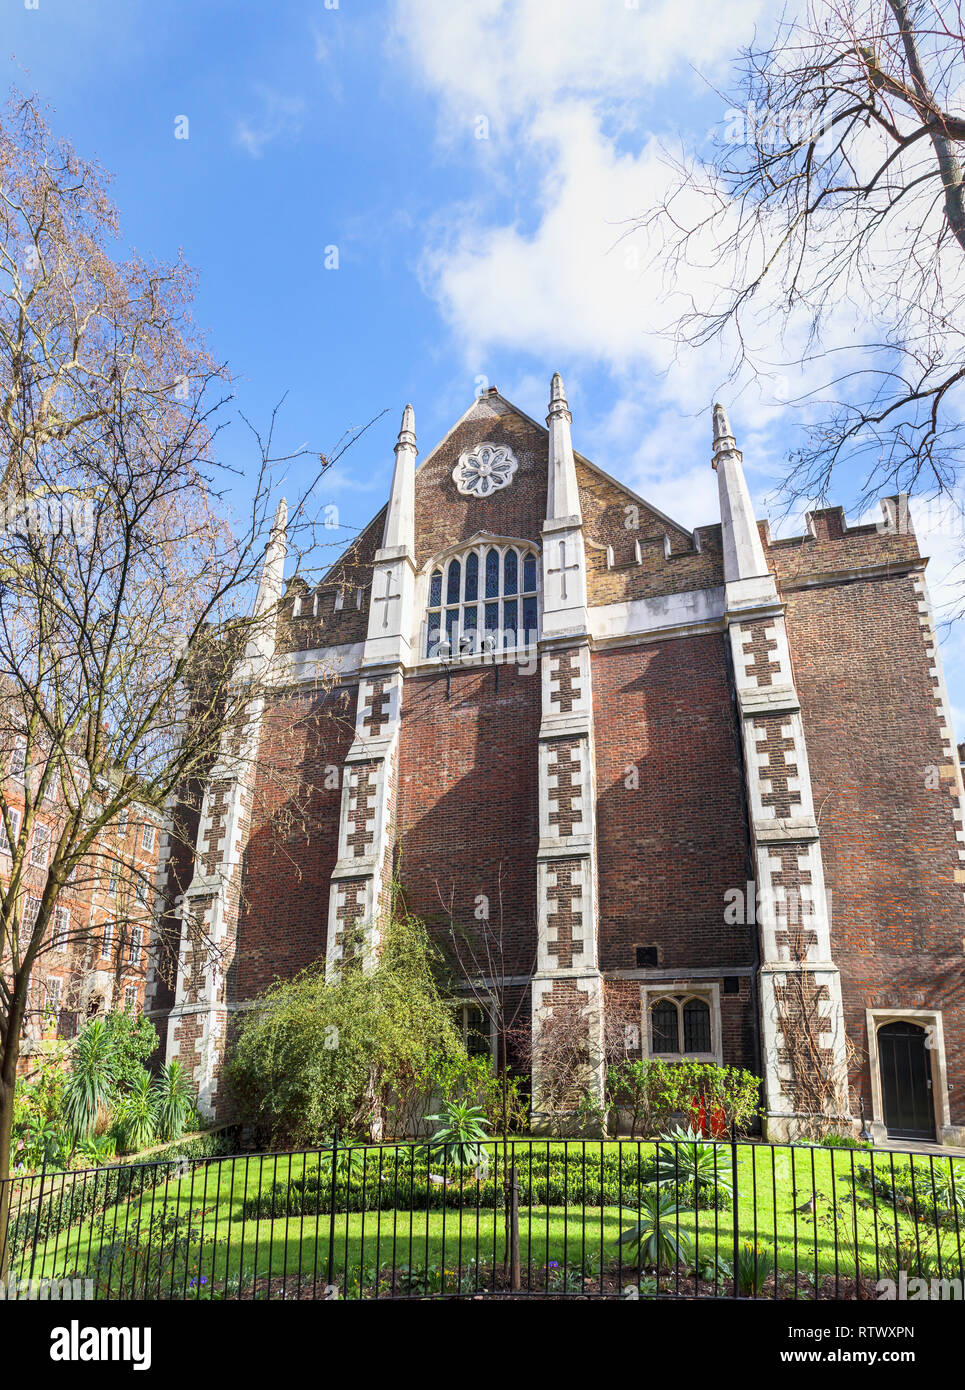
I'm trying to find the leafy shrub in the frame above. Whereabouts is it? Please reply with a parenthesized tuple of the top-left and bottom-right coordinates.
(225, 906, 465, 1146)
(401, 1051, 528, 1137)
(14, 1117, 72, 1172)
(856, 1159, 965, 1226)
(605, 1060, 760, 1138)
(237, 1144, 665, 1219)
(75, 1133, 118, 1166)
(97, 1010, 159, 1095)
(47, 1011, 166, 1155)
(11, 1053, 67, 1170)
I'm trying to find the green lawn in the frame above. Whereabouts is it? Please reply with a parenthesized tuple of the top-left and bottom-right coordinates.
(12, 1140, 964, 1299)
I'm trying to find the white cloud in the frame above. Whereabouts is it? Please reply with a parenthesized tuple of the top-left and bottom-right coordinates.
(394, 0, 965, 712)
(392, 0, 770, 121)
(422, 105, 670, 372)
(235, 86, 305, 159)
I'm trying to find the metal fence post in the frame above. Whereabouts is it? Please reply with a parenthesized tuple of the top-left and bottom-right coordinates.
(326, 1127, 339, 1293)
(509, 1160, 520, 1292)
(731, 1120, 740, 1296)
(28, 1162, 46, 1286)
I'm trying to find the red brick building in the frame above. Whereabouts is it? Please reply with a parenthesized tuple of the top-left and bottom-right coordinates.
(152, 379, 965, 1145)
(3, 752, 162, 1071)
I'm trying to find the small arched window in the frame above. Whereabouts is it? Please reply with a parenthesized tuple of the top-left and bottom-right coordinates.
(426, 543, 539, 658)
(648, 994, 714, 1058)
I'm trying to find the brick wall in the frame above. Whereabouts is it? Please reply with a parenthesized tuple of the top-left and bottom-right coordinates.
(782, 569, 965, 1124)
(578, 462, 725, 605)
(233, 684, 357, 998)
(592, 637, 754, 964)
(395, 661, 542, 993)
(413, 397, 548, 564)
(591, 635, 759, 1074)
(5, 778, 161, 1070)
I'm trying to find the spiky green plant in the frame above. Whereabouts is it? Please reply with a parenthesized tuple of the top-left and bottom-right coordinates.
(318, 1141, 365, 1178)
(62, 1018, 115, 1140)
(152, 1059, 194, 1142)
(423, 1099, 490, 1167)
(616, 1185, 694, 1271)
(656, 1124, 733, 1201)
(115, 1070, 157, 1152)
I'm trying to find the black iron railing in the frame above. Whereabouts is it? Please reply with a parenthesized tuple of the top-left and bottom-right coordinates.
(1, 1134, 962, 1299)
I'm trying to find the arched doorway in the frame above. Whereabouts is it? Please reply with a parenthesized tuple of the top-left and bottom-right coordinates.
(877, 1021, 935, 1141)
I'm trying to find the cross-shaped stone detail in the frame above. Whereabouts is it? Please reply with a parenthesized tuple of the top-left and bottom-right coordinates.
(547, 538, 580, 602)
(372, 566, 401, 630)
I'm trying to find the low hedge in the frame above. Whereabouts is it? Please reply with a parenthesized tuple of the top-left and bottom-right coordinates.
(235, 1150, 732, 1219)
(4, 1131, 233, 1261)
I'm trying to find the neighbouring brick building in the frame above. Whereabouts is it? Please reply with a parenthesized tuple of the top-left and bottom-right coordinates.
(2, 754, 162, 1073)
(151, 378, 965, 1146)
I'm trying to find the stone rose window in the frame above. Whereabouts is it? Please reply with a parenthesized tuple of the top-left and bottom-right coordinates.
(425, 543, 538, 658)
(452, 443, 518, 497)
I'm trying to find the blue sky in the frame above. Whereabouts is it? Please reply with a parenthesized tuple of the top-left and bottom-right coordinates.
(8, 0, 965, 722)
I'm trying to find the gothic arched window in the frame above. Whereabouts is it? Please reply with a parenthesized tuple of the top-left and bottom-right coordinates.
(648, 994, 714, 1058)
(426, 543, 539, 658)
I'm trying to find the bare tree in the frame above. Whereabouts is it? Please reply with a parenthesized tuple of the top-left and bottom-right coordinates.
(642, 0, 965, 508)
(435, 865, 534, 1139)
(519, 998, 604, 1138)
(0, 90, 370, 1203)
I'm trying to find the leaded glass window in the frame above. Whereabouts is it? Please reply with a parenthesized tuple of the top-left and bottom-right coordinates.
(426, 543, 539, 657)
(648, 994, 714, 1058)
(650, 998, 679, 1055)
(683, 998, 712, 1053)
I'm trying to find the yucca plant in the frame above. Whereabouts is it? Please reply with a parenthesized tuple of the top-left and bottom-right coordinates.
(423, 1099, 490, 1167)
(62, 1018, 115, 1140)
(615, 1186, 694, 1271)
(656, 1124, 733, 1202)
(115, 1070, 158, 1153)
(152, 1059, 194, 1142)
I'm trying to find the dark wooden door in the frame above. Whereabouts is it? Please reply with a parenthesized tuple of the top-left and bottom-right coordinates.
(878, 1022, 934, 1140)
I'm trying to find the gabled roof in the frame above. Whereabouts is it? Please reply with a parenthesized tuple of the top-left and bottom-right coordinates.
(313, 385, 694, 588)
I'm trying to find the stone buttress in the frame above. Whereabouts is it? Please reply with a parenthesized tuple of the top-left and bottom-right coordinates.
(530, 376, 605, 1126)
(324, 407, 417, 973)
(165, 499, 287, 1118)
(713, 406, 850, 1139)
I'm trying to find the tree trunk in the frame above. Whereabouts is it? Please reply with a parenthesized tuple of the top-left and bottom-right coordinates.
(0, 988, 27, 1277)
(888, 0, 965, 255)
